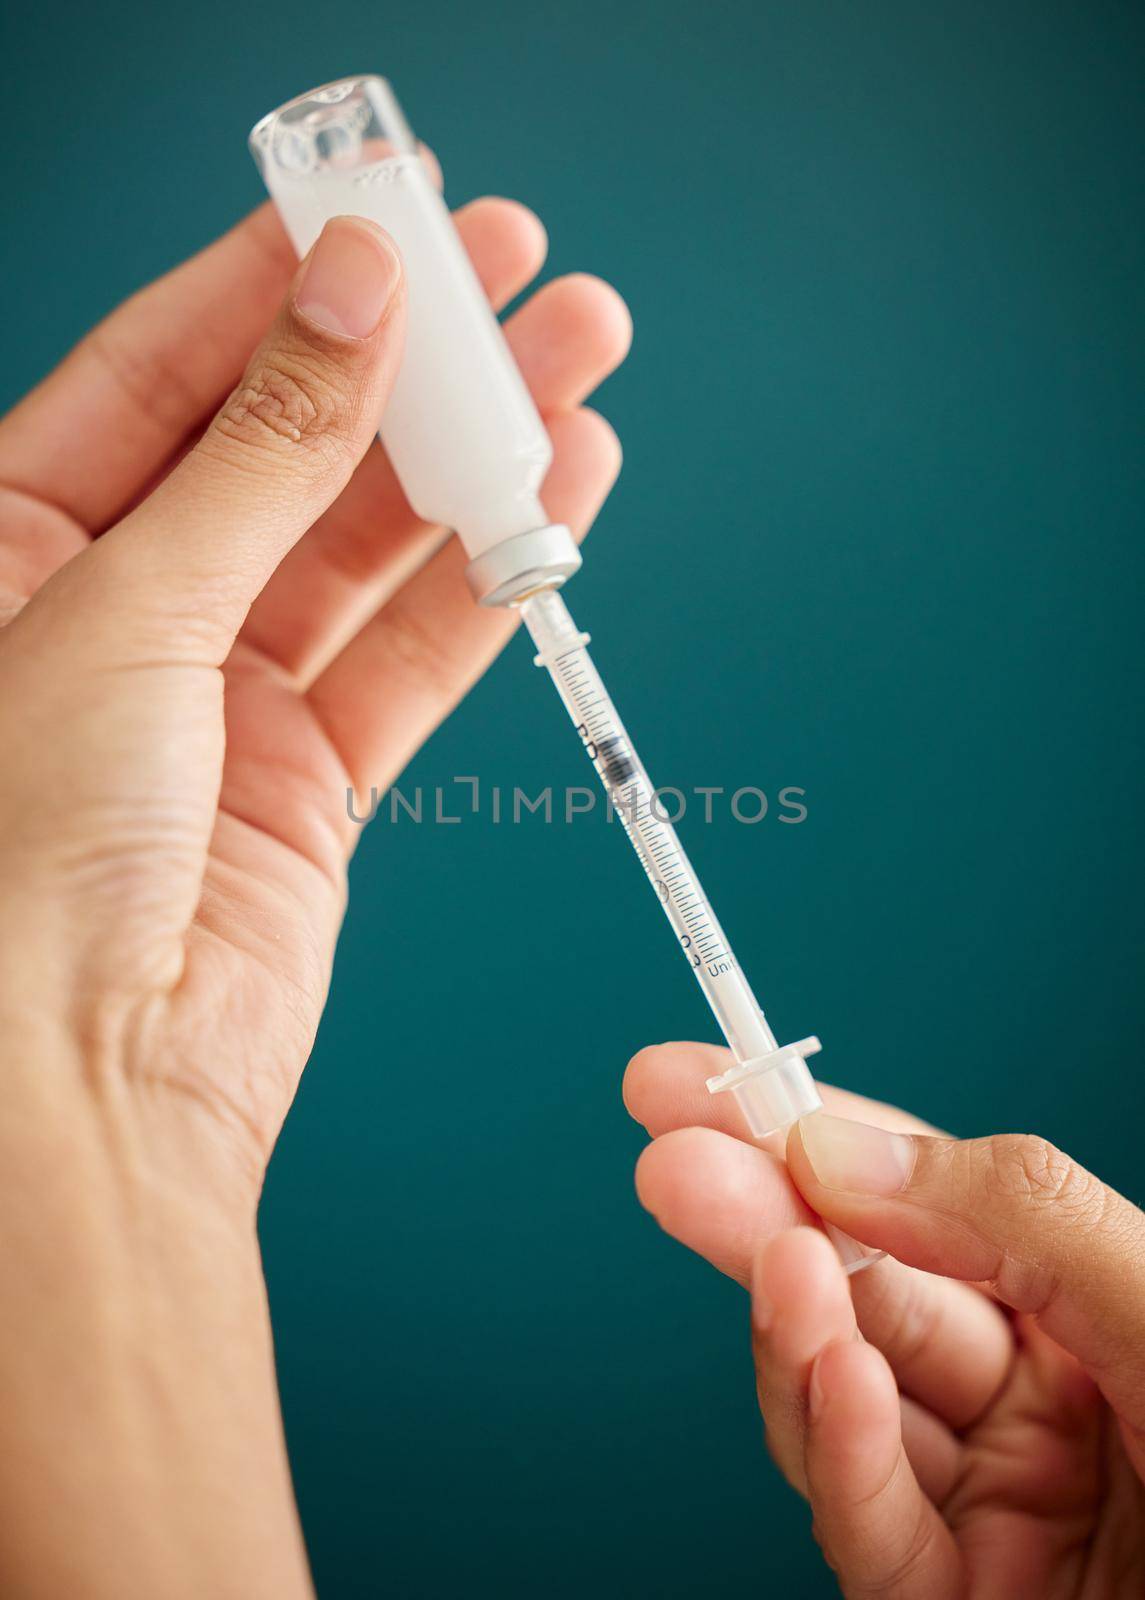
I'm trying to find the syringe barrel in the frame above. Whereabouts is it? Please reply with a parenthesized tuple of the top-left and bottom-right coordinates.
(250, 77, 578, 597)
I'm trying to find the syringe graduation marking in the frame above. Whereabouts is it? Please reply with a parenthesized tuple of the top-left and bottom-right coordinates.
(520, 588, 779, 1066)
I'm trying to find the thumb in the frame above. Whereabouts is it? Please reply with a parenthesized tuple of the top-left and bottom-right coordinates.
(78, 214, 405, 665)
(787, 1115, 1145, 1438)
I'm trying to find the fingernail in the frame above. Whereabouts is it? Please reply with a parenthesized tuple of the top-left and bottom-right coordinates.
(799, 1114, 915, 1196)
(294, 218, 401, 338)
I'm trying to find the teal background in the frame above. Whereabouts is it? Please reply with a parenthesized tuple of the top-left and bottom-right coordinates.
(4, 1, 1144, 1593)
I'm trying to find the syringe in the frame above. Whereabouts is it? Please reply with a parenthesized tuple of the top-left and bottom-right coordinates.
(518, 588, 814, 1119)
(519, 588, 878, 1272)
(251, 74, 878, 1271)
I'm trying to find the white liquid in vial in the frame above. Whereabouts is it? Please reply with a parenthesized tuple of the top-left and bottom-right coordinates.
(268, 154, 552, 557)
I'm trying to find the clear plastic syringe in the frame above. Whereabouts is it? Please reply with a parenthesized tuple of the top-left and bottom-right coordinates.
(251, 74, 878, 1272)
(520, 588, 878, 1273)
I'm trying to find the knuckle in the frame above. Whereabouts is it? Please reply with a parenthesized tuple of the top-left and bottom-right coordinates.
(979, 1135, 1112, 1318)
(984, 1134, 1102, 1218)
(212, 347, 358, 465)
(377, 601, 461, 701)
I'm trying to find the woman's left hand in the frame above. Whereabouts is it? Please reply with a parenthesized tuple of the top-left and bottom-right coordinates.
(0, 191, 629, 1211)
(0, 191, 628, 1599)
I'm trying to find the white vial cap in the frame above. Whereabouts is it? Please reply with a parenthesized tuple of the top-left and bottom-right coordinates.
(706, 1038, 824, 1139)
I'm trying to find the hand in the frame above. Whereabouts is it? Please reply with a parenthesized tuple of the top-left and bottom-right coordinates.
(626, 1044, 1145, 1597)
(0, 185, 628, 1597)
(0, 185, 629, 1210)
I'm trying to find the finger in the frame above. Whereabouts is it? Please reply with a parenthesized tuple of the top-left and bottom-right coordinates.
(502, 274, 633, 412)
(751, 1232, 965, 1505)
(635, 1127, 816, 1285)
(787, 1117, 1145, 1452)
(804, 1337, 961, 1598)
(0, 205, 296, 532)
(846, 1252, 1012, 1431)
(624, 1039, 947, 1142)
(753, 1233, 962, 1590)
(210, 408, 618, 906)
(633, 1108, 1014, 1429)
(243, 271, 629, 681)
(0, 184, 539, 539)
(44, 217, 406, 669)
(305, 407, 621, 813)
(750, 1228, 866, 1493)
(451, 196, 548, 306)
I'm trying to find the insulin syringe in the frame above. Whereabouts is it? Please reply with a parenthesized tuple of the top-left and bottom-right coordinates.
(252, 76, 877, 1271)
(524, 589, 877, 1273)
(518, 590, 879, 1278)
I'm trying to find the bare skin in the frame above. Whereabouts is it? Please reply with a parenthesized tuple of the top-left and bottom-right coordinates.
(0, 174, 630, 1597)
(7, 156, 1140, 1600)
(626, 1043, 1145, 1597)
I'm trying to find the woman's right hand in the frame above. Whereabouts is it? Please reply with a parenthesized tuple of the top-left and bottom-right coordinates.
(626, 1042, 1145, 1597)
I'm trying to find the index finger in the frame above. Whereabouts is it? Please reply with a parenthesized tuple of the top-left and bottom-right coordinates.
(624, 1039, 948, 1144)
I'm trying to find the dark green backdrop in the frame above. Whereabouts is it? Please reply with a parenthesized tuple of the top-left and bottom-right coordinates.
(4, 2, 1143, 1593)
